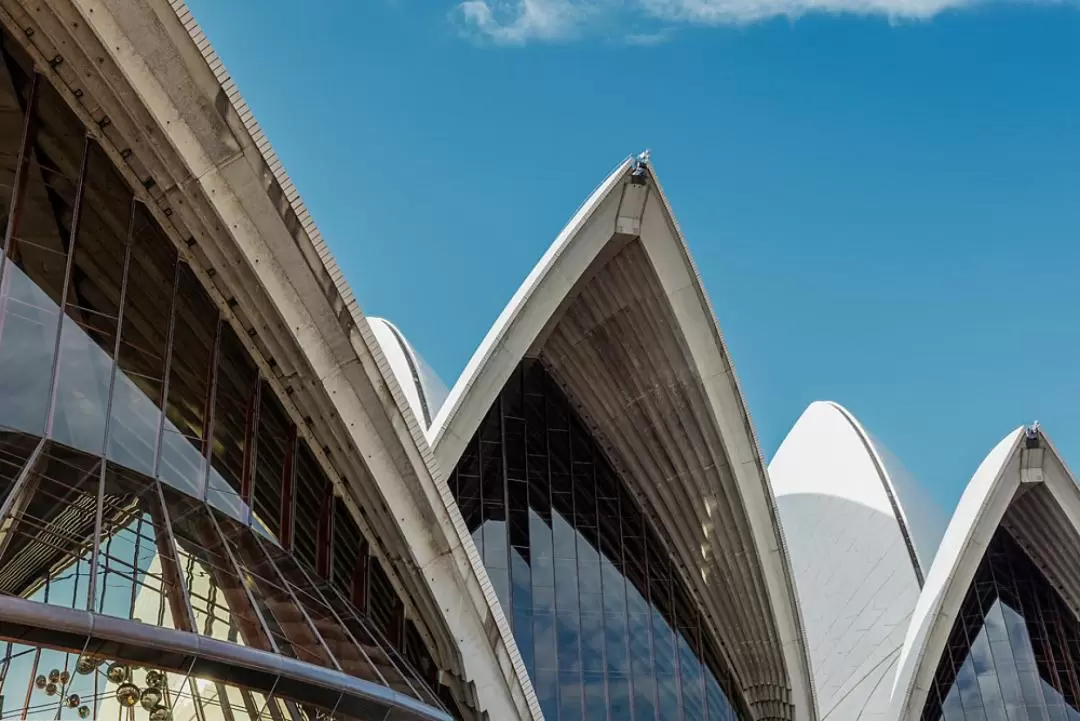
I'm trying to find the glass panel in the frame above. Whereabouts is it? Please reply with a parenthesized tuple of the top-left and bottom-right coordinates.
(922, 529, 1080, 721)
(0, 36, 33, 245)
(447, 358, 749, 721)
(51, 140, 133, 455)
(93, 462, 186, 630)
(107, 202, 177, 477)
(158, 265, 216, 498)
(0, 81, 84, 437)
(0, 429, 41, 508)
(218, 506, 336, 669)
(252, 383, 288, 539)
(292, 441, 325, 572)
(164, 487, 273, 651)
(206, 324, 257, 522)
(0, 441, 99, 610)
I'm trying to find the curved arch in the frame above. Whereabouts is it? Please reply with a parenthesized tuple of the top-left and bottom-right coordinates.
(890, 425, 1080, 720)
(431, 157, 815, 720)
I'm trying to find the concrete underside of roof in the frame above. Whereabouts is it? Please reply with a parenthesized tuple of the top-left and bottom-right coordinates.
(535, 236, 791, 720)
(0, 0, 536, 718)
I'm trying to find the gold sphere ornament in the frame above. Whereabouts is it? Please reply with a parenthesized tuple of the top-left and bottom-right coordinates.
(45, 682, 57, 696)
(67, 694, 80, 708)
(106, 663, 127, 684)
(35, 674, 47, 689)
(145, 670, 165, 689)
(77, 706, 90, 719)
(60, 670, 70, 684)
(115, 682, 139, 707)
(49, 668, 61, 683)
(76, 656, 99, 675)
(139, 688, 162, 711)
(149, 705, 171, 721)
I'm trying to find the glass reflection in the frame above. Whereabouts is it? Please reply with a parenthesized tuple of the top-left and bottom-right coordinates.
(923, 529, 1080, 721)
(448, 359, 747, 721)
(0, 641, 361, 721)
(0, 22, 457, 716)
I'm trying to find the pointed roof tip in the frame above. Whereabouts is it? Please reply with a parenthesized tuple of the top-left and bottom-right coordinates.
(890, 421, 1080, 717)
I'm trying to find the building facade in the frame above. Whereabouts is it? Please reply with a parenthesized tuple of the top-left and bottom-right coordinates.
(0, 1, 816, 720)
(1, 1, 1078, 721)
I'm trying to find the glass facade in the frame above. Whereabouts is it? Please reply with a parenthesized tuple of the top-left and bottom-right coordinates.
(923, 529, 1080, 721)
(447, 359, 747, 721)
(0, 24, 454, 721)
(0, 636, 415, 721)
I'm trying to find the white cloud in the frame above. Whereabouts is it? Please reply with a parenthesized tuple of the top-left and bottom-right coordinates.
(454, 0, 600, 44)
(640, 0, 969, 23)
(455, 0, 993, 44)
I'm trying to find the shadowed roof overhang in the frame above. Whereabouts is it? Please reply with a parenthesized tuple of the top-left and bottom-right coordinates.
(429, 158, 817, 721)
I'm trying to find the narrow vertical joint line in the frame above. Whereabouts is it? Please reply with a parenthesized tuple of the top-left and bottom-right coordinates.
(280, 423, 297, 551)
(200, 316, 223, 502)
(152, 260, 182, 479)
(44, 134, 91, 439)
(241, 374, 261, 515)
(99, 200, 137, 460)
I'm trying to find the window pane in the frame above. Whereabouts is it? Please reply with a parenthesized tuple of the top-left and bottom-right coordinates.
(0, 81, 84, 437)
(158, 265, 217, 497)
(51, 140, 133, 455)
(107, 202, 177, 476)
(206, 324, 257, 522)
(447, 358, 748, 721)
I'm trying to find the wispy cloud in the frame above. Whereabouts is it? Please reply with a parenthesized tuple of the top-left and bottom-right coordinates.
(454, 0, 601, 44)
(454, 0, 1000, 44)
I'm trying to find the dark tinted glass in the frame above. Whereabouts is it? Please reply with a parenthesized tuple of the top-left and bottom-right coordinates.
(448, 359, 747, 721)
(0, 80, 84, 436)
(923, 529, 1080, 721)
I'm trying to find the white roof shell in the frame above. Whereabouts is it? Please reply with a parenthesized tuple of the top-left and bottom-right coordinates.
(890, 425, 1080, 721)
(770, 402, 942, 721)
(429, 157, 816, 721)
(369, 317, 448, 428)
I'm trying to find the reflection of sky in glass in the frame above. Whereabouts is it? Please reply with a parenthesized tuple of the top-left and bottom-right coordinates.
(455, 360, 746, 721)
(924, 531, 1080, 721)
(0, 265, 248, 526)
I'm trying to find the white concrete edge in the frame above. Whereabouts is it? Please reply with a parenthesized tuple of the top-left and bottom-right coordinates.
(827, 402, 927, 582)
(645, 165, 817, 721)
(889, 427, 1028, 719)
(426, 156, 634, 453)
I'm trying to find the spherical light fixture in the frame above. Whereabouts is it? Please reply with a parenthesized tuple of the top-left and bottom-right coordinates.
(116, 682, 139, 707)
(106, 663, 127, 684)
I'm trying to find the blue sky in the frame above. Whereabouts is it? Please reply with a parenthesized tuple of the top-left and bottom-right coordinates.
(186, 0, 1079, 514)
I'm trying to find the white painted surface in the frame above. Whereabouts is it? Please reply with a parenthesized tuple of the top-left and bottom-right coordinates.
(771, 402, 927, 721)
(888, 427, 1025, 720)
(369, 317, 449, 428)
